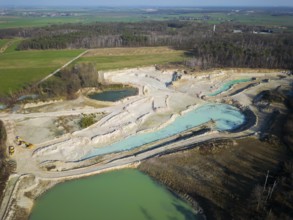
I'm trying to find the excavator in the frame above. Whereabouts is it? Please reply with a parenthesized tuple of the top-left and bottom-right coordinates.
(15, 136, 34, 149)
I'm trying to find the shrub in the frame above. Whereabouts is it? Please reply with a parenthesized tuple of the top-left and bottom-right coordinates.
(79, 114, 95, 128)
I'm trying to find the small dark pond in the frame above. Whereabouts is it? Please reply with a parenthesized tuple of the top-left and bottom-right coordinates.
(88, 87, 138, 102)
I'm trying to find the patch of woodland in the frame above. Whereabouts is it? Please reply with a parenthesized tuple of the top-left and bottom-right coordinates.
(0, 120, 16, 205)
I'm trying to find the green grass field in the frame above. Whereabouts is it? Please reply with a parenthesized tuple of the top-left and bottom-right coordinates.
(0, 49, 84, 95)
(1, 10, 292, 29)
(0, 46, 185, 96)
(227, 14, 293, 26)
(76, 47, 186, 71)
(0, 14, 145, 29)
(0, 16, 86, 29)
(0, 39, 10, 48)
(0, 14, 158, 29)
(0, 38, 23, 53)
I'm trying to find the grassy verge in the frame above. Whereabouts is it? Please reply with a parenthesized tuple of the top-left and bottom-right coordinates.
(76, 47, 186, 71)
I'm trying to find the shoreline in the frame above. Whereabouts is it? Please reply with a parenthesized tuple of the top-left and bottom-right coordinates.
(2, 163, 140, 220)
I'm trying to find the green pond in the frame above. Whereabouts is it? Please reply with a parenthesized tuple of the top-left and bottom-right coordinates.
(88, 87, 138, 102)
(30, 169, 198, 220)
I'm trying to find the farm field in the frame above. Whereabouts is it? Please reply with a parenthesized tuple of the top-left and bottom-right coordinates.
(0, 11, 146, 29)
(0, 38, 23, 53)
(226, 14, 293, 26)
(77, 47, 186, 71)
(0, 46, 185, 96)
(0, 48, 84, 95)
(0, 14, 160, 29)
(0, 39, 9, 48)
(0, 8, 292, 29)
(0, 16, 87, 29)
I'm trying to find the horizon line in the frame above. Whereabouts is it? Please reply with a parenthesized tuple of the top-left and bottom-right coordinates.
(1, 5, 293, 8)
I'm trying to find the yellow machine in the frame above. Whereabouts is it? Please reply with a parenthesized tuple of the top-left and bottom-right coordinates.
(26, 143, 35, 149)
(15, 136, 34, 149)
(15, 136, 23, 145)
(8, 146, 15, 156)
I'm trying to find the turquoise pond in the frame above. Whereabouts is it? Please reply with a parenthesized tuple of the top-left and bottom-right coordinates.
(30, 169, 199, 220)
(82, 103, 245, 159)
(208, 78, 252, 96)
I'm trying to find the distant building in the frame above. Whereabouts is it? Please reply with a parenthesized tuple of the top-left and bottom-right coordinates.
(260, 29, 273, 34)
(233, 30, 243, 33)
(252, 30, 273, 34)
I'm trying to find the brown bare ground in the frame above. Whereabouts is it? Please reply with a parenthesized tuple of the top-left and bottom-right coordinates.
(85, 47, 182, 57)
(139, 137, 289, 219)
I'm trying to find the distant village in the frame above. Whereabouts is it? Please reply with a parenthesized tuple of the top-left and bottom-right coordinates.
(0, 9, 77, 17)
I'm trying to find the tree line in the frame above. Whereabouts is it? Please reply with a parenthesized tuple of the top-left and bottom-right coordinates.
(186, 33, 293, 70)
(0, 21, 276, 50)
(0, 120, 9, 202)
(0, 21, 291, 70)
(14, 21, 207, 50)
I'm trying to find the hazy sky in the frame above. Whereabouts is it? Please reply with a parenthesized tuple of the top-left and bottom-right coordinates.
(0, 0, 292, 7)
